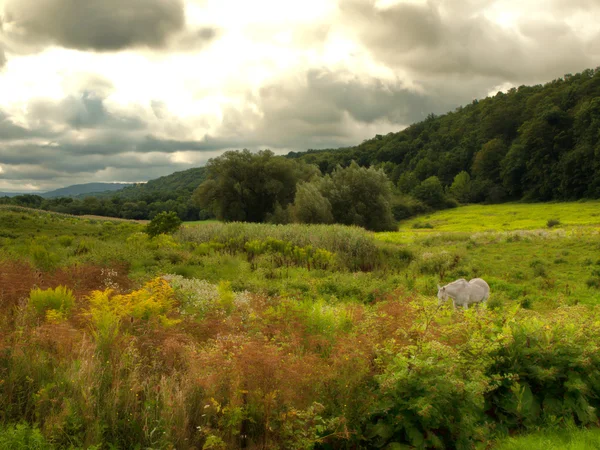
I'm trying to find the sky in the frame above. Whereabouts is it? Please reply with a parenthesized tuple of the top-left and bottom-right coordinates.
(0, 0, 599, 192)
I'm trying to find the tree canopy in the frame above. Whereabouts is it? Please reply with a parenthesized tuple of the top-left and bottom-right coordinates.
(192, 149, 318, 222)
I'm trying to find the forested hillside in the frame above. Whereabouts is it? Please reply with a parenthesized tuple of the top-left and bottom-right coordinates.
(290, 67, 600, 203)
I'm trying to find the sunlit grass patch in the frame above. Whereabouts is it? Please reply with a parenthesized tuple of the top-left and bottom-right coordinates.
(395, 201, 600, 233)
(495, 427, 600, 450)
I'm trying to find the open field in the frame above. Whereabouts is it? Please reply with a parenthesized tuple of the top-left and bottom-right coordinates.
(1, 204, 600, 448)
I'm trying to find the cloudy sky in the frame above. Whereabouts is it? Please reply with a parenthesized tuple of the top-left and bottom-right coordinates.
(0, 0, 598, 192)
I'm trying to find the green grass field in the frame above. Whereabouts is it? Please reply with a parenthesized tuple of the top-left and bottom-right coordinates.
(376, 202, 600, 308)
(392, 201, 600, 233)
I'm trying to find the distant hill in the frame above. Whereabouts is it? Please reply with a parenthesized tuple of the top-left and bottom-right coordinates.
(42, 183, 130, 199)
(0, 192, 29, 198)
(108, 167, 207, 201)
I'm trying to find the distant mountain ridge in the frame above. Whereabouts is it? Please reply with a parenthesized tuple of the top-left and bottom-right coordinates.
(41, 183, 131, 198)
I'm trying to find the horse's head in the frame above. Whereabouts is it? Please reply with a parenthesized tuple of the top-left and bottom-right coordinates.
(437, 285, 448, 305)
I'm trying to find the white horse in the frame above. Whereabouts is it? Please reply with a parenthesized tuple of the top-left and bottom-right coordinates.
(437, 278, 490, 309)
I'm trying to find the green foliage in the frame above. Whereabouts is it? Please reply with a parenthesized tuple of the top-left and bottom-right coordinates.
(179, 221, 386, 271)
(193, 149, 317, 222)
(547, 218, 561, 228)
(0, 423, 52, 450)
(449, 171, 473, 203)
(370, 340, 491, 449)
(412, 176, 450, 209)
(30, 245, 58, 271)
(317, 162, 396, 231)
(29, 286, 75, 318)
(146, 211, 182, 237)
(291, 181, 334, 224)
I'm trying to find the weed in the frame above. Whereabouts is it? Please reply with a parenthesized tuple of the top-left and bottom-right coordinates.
(29, 285, 75, 318)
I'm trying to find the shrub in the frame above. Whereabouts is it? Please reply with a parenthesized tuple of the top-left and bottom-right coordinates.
(57, 235, 74, 247)
(30, 245, 58, 271)
(146, 211, 182, 237)
(291, 182, 334, 224)
(74, 239, 92, 255)
(586, 277, 600, 289)
(412, 176, 446, 208)
(530, 259, 548, 278)
(29, 285, 75, 318)
(547, 218, 561, 228)
(369, 340, 491, 449)
(0, 423, 52, 449)
(412, 221, 434, 229)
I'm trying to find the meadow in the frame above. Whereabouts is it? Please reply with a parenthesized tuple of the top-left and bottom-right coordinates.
(1, 203, 600, 449)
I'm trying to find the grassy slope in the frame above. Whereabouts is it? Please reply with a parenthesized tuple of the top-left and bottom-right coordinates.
(393, 201, 600, 233)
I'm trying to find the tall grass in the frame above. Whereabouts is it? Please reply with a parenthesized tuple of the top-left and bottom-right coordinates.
(178, 222, 386, 271)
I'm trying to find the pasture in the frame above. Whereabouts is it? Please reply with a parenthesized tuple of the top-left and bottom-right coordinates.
(1, 203, 600, 448)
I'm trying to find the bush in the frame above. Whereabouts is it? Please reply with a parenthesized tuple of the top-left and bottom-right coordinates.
(291, 182, 333, 224)
(146, 211, 182, 237)
(0, 423, 52, 450)
(547, 218, 561, 228)
(29, 286, 75, 318)
(30, 246, 58, 271)
(57, 235, 74, 247)
(390, 194, 429, 221)
(412, 176, 447, 208)
(586, 277, 600, 289)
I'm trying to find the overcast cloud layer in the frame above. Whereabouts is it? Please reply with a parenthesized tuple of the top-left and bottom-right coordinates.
(0, 0, 599, 191)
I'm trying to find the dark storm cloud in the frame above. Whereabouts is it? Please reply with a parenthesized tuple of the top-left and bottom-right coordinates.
(1, 0, 217, 53)
(214, 69, 459, 150)
(3, 0, 184, 51)
(341, 0, 598, 83)
(28, 94, 146, 131)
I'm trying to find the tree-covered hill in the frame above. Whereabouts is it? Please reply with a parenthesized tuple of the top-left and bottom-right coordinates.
(0, 168, 207, 220)
(289, 67, 600, 203)
(44, 183, 131, 198)
(107, 167, 207, 201)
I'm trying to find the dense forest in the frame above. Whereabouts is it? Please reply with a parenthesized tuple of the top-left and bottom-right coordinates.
(3, 67, 600, 224)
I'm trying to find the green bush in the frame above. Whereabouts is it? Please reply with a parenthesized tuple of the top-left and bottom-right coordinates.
(369, 340, 491, 449)
(547, 218, 561, 228)
(29, 286, 75, 317)
(57, 235, 74, 247)
(0, 423, 52, 450)
(30, 245, 58, 271)
(146, 211, 182, 237)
